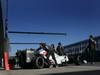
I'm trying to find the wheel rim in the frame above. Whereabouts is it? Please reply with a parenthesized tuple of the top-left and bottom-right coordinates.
(36, 57, 44, 68)
(38, 58, 43, 66)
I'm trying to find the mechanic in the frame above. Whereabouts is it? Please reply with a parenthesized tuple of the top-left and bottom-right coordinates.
(48, 44, 58, 67)
(37, 43, 58, 67)
(87, 35, 96, 64)
(37, 43, 49, 53)
(56, 42, 65, 56)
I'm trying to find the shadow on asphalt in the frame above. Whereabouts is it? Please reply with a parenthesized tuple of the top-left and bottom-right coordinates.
(42, 70, 100, 75)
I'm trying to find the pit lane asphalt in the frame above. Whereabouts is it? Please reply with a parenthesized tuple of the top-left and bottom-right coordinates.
(0, 63, 100, 75)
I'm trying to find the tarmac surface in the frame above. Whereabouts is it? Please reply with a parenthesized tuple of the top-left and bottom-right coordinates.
(0, 62, 100, 75)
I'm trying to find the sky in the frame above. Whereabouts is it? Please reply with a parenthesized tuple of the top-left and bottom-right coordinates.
(6, 0, 100, 55)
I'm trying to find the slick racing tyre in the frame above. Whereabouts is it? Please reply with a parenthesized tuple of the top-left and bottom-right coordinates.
(34, 56, 44, 69)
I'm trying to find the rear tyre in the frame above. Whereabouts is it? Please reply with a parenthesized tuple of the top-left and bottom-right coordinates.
(34, 56, 44, 69)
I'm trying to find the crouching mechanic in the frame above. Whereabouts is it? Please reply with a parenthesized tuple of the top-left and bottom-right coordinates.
(37, 43, 58, 67)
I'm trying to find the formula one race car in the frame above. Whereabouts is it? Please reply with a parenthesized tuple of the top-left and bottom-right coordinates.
(15, 48, 69, 69)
